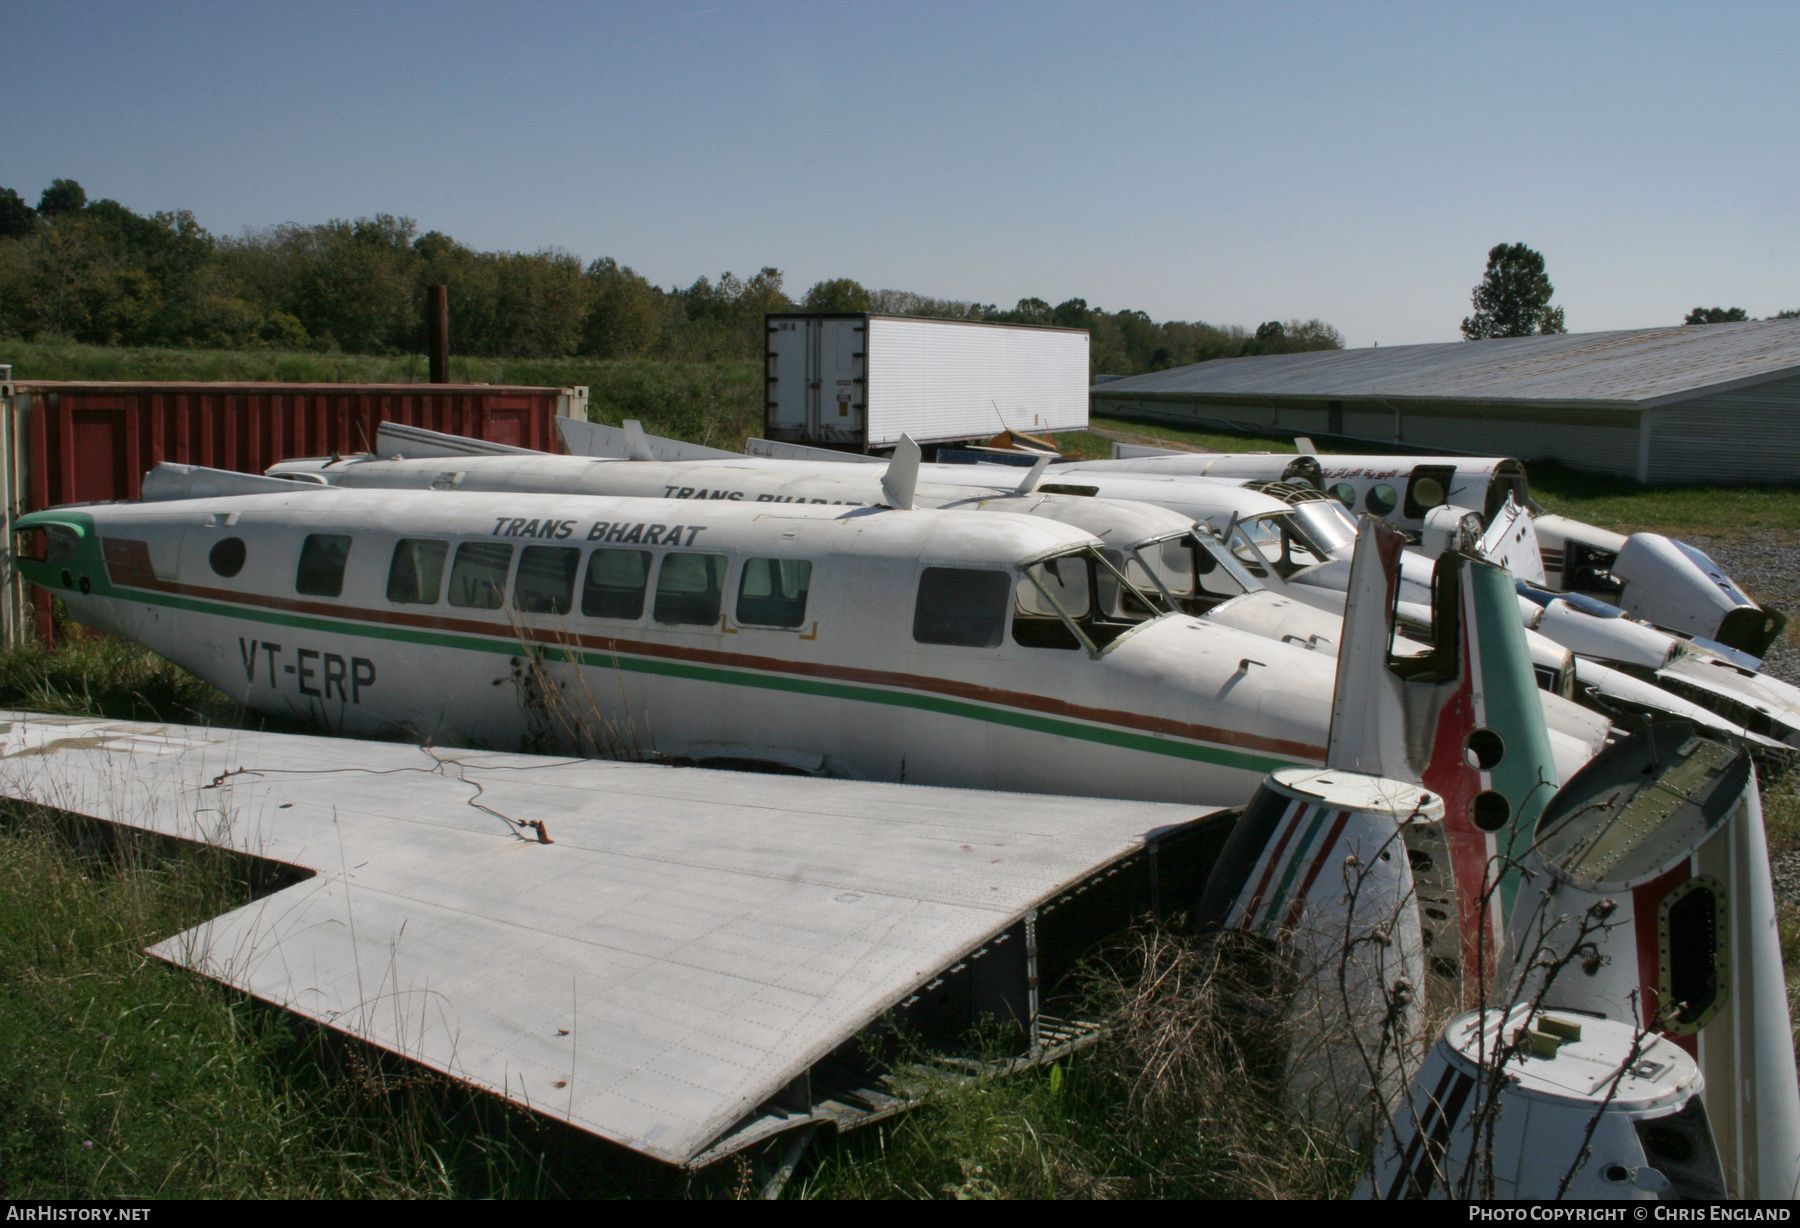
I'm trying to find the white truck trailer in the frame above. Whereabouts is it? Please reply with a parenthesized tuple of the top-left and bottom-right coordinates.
(764, 313, 1089, 453)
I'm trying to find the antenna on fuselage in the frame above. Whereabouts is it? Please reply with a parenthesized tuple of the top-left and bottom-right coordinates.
(881, 435, 921, 510)
(1013, 453, 1051, 495)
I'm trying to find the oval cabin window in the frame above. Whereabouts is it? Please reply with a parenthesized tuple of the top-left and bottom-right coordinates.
(210, 537, 247, 578)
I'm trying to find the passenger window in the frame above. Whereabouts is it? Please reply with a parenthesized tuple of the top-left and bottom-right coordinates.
(913, 567, 1009, 648)
(447, 541, 512, 609)
(514, 545, 581, 614)
(737, 558, 813, 628)
(653, 552, 728, 626)
(296, 533, 352, 598)
(1365, 484, 1398, 517)
(581, 548, 651, 619)
(387, 539, 447, 604)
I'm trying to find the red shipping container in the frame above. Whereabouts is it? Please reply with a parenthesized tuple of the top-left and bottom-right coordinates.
(7, 380, 585, 644)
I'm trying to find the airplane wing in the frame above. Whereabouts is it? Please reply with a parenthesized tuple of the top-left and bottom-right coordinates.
(0, 712, 1222, 1168)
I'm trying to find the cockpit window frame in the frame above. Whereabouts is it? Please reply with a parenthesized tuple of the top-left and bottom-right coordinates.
(1014, 543, 1170, 659)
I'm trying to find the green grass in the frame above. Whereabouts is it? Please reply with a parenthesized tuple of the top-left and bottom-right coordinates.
(0, 802, 686, 1198)
(0, 338, 765, 456)
(6, 342, 1800, 1195)
(1086, 414, 1305, 456)
(1526, 461, 1800, 536)
(1088, 413, 1800, 539)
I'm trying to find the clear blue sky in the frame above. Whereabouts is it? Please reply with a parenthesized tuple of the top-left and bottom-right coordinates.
(4, 1, 1795, 345)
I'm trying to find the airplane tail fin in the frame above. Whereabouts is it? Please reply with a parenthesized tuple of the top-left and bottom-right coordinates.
(881, 435, 921, 510)
(1325, 517, 1408, 775)
(1013, 453, 1051, 495)
(1476, 494, 1547, 584)
(623, 420, 656, 461)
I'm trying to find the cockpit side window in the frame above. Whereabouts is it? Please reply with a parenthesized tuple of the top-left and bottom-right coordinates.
(913, 567, 1009, 648)
(1015, 555, 1090, 649)
(45, 525, 82, 566)
(296, 534, 352, 598)
(1015, 548, 1163, 651)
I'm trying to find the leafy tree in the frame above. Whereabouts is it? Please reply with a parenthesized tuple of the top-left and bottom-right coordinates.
(581, 257, 662, 358)
(37, 179, 87, 216)
(0, 188, 35, 240)
(1684, 306, 1749, 325)
(802, 278, 871, 313)
(1777, 309, 1799, 320)
(865, 289, 988, 318)
(1461, 243, 1567, 339)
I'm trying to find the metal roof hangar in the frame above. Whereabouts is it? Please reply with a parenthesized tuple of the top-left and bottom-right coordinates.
(1090, 319, 1800, 485)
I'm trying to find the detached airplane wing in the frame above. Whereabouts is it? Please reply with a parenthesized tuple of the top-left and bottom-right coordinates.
(0, 711, 1223, 1169)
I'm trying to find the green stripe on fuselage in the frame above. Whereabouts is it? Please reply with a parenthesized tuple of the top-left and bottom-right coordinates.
(102, 584, 1303, 775)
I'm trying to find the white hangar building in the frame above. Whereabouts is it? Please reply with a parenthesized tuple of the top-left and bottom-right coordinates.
(1090, 319, 1800, 484)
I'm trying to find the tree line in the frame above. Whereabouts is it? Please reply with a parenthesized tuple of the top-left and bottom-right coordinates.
(0, 179, 1341, 376)
(1458, 241, 1796, 340)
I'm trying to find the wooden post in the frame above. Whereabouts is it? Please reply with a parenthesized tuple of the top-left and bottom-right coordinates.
(427, 285, 450, 383)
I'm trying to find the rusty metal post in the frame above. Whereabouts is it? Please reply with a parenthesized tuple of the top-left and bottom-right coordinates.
(427, 285, 450, 383)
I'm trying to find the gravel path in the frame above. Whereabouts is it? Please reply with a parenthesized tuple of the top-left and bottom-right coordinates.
(1676, 531, 1800, 687)
(1682, 531, 1800, 907)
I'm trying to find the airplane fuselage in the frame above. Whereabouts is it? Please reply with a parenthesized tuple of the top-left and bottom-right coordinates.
(19, 490, 1336, 806)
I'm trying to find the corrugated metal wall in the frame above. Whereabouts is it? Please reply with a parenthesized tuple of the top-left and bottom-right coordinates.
(1645, 375, 1800, 484)
(6, 381, 585, 645)
(1092, 394, 1644, 477)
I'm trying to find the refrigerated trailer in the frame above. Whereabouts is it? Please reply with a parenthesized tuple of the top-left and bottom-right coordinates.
(765, 313, 1089, 453)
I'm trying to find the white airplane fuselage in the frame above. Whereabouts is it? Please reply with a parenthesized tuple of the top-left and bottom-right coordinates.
(19, 489, 1339, 806)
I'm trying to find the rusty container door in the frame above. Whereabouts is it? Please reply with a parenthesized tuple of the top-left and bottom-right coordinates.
(14, 382, 579, 643)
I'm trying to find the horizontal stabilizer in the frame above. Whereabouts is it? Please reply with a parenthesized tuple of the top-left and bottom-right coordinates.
(744, 438, 887, 464)
(1110, 442, 1184, 459)
(377, 420, 542, 458)
(141, 462, 325, 501)
(558, 417, 741, 461)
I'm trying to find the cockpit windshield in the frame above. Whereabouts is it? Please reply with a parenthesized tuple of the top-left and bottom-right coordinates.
(1230, 509, 1342, 577)
(1289, 501, 1357, 556)
(1015, 546, 1169, 651)
(1125, 534, 1198, 599)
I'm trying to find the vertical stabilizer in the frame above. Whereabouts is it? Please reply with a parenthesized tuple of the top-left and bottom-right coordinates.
(1476, 495, 1547, 584)
(1012, 454, 1051, 495)
(1325, 518, 1408, 774)
(623, 419, 656, 462)
(1417, 552, 1562, 992)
